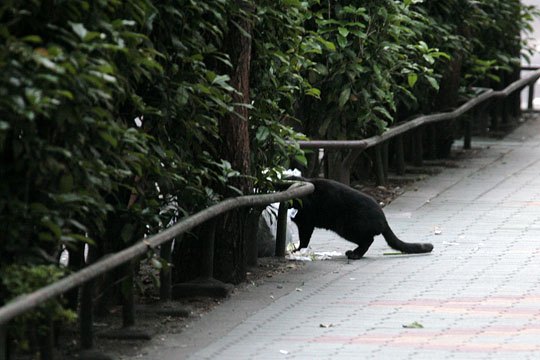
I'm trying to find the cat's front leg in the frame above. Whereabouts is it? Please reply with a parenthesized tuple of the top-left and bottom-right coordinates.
(295, 221, 314, 251)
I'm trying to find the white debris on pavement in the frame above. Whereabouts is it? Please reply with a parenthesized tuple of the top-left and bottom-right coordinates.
(286, 248, 343, 261)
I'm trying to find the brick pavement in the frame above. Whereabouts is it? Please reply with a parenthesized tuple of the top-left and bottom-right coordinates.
(134, 115, 540, 360)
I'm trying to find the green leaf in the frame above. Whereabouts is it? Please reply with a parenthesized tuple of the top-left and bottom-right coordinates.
(67, 219, 88, 233)
(211, 74, 235, 92)
(338, 87, 351, 109)
(423, 54, 435, 65)
(30, 203, 49, 213)
(304, 87, 321, 98)
(41, 219, 62, 240)
(62, 234, 95, 246)
(337, 35, 348, 48)
(55, 90, 74, 101)
(121, 223, 136, 243)
(318, 38, 336, 52)
(338, 27, 350, 37)
(256, 126, 270, 142)
(83, 31, 102, 42)
(59, 174, 74, 192)
(374, 106, 393, 122)
(294, 153, 308, 167)
(318, 116, 333, 137)
(426, 76, 439, 91)
(21, 35, 42, 44)
(282, 0, 302, 6)
(70, 22, 88, 40)
(407, 73, 418, 88)
(99, 131, 118, 147)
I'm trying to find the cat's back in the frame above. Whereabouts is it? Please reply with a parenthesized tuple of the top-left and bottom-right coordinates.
(303, 178, 385, 234)
(308, 178, 380, 211)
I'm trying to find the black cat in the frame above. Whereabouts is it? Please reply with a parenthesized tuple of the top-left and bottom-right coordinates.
(289, 178, 433, 259)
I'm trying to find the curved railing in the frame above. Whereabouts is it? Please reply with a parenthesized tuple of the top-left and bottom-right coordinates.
(297, 68, 540, 184)
(0, 182, 314, 359)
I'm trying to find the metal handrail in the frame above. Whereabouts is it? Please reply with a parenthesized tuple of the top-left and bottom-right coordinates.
(298, 69, 540, 151)
(0, 182, 314, 326)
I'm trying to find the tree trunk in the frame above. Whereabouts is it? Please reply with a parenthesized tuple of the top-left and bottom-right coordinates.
(213, 0, 254, 284)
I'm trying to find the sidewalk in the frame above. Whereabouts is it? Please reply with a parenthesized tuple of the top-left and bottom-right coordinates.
(137, 115, 540, 360)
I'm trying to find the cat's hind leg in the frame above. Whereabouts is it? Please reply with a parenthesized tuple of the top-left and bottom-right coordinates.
(345, 235, 374, 260)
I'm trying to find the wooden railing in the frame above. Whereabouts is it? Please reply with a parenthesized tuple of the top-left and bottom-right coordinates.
(0, 182, 314, 360)
(297, 68, 540, 184)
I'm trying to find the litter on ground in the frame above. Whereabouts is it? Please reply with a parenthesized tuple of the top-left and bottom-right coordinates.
(286, 249, 343, 261)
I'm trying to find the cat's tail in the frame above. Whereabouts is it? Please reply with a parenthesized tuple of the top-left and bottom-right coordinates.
(382, 224, 433, 254)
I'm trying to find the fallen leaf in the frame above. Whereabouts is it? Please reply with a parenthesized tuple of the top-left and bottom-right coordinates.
(402, 321, 424, 329)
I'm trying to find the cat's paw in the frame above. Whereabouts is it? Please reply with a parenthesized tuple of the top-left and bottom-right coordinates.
(345, 250, 363, 260)
(422, 243, 434, 252)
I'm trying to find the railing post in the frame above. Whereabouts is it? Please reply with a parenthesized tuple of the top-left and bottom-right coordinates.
(412, 129, 423, 167)
(275, 202, 288, 257)
(341, 148, 364, 186)
(66, 245, 84, 311)
(159, 241, 173, 302)
(80, 244, 97, 350)
(395, 136, 406, 175)
(80, 280, 93, 349)
(0, 323, 7, 360)
(171, 218, 233, 298)
(427, 125, 437, 159)
(374, 145, 386, 186)
(491, 102, 500, 132)
(200, 219, 216, 279)
(528, 83, 535, 110)
(38, 317, 55, 360)
(121, 261, 135, 328)
(246, 208, 262, 267)
(98, 258, 151, 341)
(382, 142, 389, 180)
(463, 115, 472, 150)
(501, 97, 509, 128)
